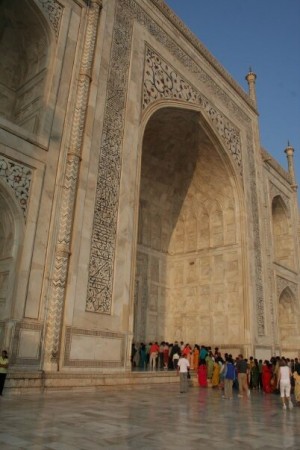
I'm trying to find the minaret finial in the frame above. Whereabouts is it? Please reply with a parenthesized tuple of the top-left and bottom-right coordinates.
(284, 142, 298, 191)
(245, 68, 257, 106)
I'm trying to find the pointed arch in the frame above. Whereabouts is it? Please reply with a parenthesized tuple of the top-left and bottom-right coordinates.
(0, 179, 24, 323)
(278, 287, 297, 348)
(0, 0, 54, 134)
(133, 103, 246, 345)
(272, 195, 294, 268)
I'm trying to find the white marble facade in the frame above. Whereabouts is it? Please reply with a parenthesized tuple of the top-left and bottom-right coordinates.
(0, 0, 299, 388)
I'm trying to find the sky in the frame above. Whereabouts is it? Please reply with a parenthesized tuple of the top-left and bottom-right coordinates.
(165, 0, 300, 201)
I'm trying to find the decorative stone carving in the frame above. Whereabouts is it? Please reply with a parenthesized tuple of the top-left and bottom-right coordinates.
(0, 155, 32, 219)
(44, 1, 101, 366)
(276, 276, 297, 298)
(143, 47, 242, 173)
(37, 0, 63, 37)
(150, 0, 255, 111)
(86, 2, 134, 314)
(246, 134, 265, 335)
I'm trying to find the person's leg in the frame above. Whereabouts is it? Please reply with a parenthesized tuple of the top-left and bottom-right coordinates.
(280, 382, 287, 409)
(180, 373, 187, 393)
(238, 374, 243, 396)
(0, 374, 6, 396)
(228, 380, 233, 399)
(285, 383, 293, 409)
(150, 353, 154, 370)
(223, 379, 228, 398)
(226, 379, 232, 398)
(243, 374, 249, 395)
(183, 372, 188, 392)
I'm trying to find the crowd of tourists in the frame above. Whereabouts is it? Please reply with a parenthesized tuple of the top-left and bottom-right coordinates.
(131, 341, 300, 408)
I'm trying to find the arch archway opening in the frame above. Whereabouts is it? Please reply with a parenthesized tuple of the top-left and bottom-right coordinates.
(0, 182, 24, 342)
(278, 287, 297, 350)
(272, 195, 295, 269)
(0, 0, 51, 134)
(133, 107, 244, 348)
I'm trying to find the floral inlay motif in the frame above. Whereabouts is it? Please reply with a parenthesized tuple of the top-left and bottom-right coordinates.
(37, 0, 63, 37)
(0, 155, 32, 218)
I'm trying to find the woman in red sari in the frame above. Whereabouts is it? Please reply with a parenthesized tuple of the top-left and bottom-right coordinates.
(262, 360, 273, 393)
(198, 360, 208, 387)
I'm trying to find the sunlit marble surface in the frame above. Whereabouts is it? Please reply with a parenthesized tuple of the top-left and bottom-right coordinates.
(0, 383, 299, 449)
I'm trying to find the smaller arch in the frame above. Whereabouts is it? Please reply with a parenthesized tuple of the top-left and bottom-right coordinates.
(0, 179, 24, 324)
(278, 287, 297, 349)
(0, 0, 54, 135)
(272, 195, 294, 268)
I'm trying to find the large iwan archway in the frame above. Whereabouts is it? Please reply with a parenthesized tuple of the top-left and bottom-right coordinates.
(134, 107, 244, 347)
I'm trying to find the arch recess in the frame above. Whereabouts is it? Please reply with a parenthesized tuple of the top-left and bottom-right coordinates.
(0, 179, 24, 349)
(0, 0, 53, 134)
(272, 195, 295, 268)
(133, 104, 247, 347)
(278, 287, 297, 349)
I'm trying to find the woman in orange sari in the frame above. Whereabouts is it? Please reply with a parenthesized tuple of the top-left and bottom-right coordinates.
(193, 345, 200, 372)
(211, 360, 221, 388)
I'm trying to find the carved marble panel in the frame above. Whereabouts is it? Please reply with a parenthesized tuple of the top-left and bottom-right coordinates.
(0, 155, 32, 219)
(37, 0, 63, 37)
(276, 276, 297, 298)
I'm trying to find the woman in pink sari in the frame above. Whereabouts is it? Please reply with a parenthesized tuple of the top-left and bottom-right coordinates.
(198, 360, 207, 387)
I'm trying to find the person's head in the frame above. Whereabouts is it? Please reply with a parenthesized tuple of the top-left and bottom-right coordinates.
(279, 358, 287, 367)
(2, 350, 8, 359)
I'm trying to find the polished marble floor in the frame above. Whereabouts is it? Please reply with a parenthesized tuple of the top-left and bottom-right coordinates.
(0, 382, 299, 449)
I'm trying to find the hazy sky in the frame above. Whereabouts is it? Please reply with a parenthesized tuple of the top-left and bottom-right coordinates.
(165, 0, 300, 198)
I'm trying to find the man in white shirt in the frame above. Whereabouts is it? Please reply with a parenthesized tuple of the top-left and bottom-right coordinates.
(177, 354, 190, 393)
